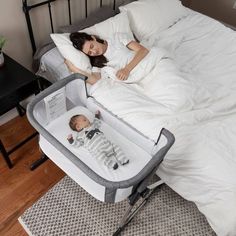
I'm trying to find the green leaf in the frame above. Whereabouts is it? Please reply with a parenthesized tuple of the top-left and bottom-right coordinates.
(0, 36, 6, 50)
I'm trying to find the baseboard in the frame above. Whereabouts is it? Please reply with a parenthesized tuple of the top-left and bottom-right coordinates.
(0, 109, 18, 125)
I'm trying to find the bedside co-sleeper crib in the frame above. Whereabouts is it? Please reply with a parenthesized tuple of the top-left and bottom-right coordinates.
(26, 74, 175, 235)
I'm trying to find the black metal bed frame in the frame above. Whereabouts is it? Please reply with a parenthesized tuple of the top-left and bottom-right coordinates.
(22, 0, 117, 55)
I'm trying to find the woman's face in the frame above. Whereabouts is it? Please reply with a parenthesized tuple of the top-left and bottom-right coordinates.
(82, 36, 106, 56)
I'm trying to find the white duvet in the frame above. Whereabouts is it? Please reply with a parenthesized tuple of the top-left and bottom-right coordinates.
(102, 47, 197, 112)
(89, 11, 236, 236)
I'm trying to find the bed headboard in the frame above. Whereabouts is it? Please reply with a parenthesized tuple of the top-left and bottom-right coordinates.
(23, 0, 187, 55)
(22, 0, 127, 55)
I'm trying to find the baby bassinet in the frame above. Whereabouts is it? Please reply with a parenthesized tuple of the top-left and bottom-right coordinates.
(27, 74, 175, 235)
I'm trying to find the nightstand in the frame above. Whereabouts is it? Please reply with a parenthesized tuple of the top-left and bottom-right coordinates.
(0, 54, 40, 168)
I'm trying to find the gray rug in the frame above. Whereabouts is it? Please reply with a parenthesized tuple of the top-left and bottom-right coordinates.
(19, 176, 216, 236)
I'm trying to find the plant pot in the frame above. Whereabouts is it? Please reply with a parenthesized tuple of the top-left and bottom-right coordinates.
(0, 52, 4, 67)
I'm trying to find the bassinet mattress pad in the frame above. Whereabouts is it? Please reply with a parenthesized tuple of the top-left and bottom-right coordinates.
(39, 106, 167, 202)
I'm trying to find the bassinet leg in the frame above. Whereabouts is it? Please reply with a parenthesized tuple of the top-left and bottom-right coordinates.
(113, 180, 164, 236)
(30, 154, 48, 170)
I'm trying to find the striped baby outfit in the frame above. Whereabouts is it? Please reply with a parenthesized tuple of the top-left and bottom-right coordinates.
(69, 118, 129, 170)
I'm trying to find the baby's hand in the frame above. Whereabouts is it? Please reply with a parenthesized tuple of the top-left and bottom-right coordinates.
(95, 110, 101, 119)
(67, 134, 74, 144)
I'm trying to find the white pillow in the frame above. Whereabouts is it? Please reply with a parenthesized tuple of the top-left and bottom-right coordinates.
(82, 11, 134, 41)
(50, 33, 92, 73)
(50, 12, 133, 73)
(119, 0, 189, 41)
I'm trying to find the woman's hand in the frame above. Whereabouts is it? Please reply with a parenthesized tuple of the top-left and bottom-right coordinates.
(64, 59, 101, 85)
(116, 67, 130, 81)
(95, 110, 101, 119)
(64, 59, 81, 74)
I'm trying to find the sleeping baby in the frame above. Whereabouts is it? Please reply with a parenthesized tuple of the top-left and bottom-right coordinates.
(67, 111, 129, 170)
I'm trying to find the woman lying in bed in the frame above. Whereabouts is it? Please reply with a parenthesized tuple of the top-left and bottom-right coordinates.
(66, 32, 199, 112)
(65, 32, 149, 85)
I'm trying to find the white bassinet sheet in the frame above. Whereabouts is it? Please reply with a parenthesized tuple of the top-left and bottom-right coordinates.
(87, 10, 236, 236)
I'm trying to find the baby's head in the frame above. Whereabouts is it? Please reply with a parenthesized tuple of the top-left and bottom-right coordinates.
(69, 114, 91, 132)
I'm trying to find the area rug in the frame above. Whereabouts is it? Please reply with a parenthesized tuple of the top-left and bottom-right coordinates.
(18, 176, 216, 236)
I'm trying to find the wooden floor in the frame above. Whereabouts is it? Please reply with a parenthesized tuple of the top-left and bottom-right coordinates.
(0, 115, 65, 236)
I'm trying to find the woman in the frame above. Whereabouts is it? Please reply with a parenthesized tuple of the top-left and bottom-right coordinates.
(65, 32, 149, 85)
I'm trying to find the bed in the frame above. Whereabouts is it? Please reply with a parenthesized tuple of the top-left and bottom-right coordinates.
(25, 0, 236, 235)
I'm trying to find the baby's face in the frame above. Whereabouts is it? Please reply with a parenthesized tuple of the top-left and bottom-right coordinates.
(75, 115, 90, 131)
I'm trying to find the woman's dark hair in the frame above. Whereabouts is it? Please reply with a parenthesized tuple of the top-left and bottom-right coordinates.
(70, 32, 107, 68)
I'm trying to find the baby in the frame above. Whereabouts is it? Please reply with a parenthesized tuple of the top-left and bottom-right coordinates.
(67, 111, 129, 170)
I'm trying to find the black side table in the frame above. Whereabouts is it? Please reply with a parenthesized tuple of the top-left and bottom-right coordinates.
(0, 54, 40, 168)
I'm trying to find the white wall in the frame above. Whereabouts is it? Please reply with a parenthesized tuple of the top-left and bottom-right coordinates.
(0, 0, 33, 70)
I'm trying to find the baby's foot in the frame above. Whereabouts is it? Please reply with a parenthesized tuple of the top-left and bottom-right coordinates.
(113, 163, 119, 170)
(121, 159, 129, 165)
(117, 156, 129, 166)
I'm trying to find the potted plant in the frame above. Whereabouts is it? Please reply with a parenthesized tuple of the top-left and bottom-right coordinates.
(0, 36, 6, 67)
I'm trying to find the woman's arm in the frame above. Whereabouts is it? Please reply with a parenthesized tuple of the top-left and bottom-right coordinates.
(116, 41, 149, 80)
(64, 59, 101, 85)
